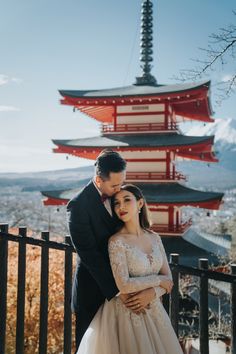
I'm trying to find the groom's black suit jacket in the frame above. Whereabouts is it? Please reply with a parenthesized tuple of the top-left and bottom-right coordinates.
(67, 180, 119, 331)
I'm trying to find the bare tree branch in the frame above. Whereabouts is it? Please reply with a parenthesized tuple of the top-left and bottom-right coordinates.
(174, 10, 236, 104)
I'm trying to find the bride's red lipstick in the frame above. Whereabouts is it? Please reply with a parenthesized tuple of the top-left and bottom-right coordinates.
(119, 211, 128, 217)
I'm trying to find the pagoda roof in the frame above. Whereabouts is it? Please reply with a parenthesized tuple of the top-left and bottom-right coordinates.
(41, 188, 81, 205)
(52, 133, 217, 162)
(183, 228, 230, 258)
(59, 80, 213, 123)
(59, 80, 210, 99)
(41, 182, 223, 210)
(53, 133, 213, 148)
(162, 229, 229, 267)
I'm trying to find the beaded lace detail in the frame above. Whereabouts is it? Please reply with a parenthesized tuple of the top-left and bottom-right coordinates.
(108, 233, 167, 293)
(109, 233, 171, 327)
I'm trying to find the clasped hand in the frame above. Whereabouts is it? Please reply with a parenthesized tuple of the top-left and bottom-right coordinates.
(120, 288, 155, 314)
(119, 277, 173, 314)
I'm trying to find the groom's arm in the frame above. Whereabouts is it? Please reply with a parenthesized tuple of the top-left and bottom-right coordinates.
(67, 196, 119, 301)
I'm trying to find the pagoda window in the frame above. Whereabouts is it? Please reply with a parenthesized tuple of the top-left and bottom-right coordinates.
(117, 104, 165, 114)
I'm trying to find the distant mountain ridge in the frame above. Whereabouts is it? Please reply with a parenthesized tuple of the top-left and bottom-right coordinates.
(0, 165, 94, 191)
(179, 118, 236, 189)
(184, 118, 236, 148)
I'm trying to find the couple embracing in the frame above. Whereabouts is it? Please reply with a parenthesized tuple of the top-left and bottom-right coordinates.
(67, 150, 183, 354)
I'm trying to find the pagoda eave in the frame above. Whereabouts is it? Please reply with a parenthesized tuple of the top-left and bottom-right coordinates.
(59, 81, 213, 123)
(52, 136, 217, 163)
(41, 183, 223, 210)
(149, 199, 222, 210)
(43, 197, 68, 206)
(42, 196, 222, 210)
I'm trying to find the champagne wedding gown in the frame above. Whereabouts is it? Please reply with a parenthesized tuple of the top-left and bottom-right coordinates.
(77, 232, 183, 354)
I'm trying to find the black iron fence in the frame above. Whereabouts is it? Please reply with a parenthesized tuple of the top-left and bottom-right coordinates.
(0, 223, 74, 354)
(0, 223, 236, 354)
(169, 254, 236, 354)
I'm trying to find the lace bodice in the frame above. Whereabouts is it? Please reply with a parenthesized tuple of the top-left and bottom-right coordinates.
(108, 232, 170, 294)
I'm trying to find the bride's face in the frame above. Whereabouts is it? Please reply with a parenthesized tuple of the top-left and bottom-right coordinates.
(113, 190, 143, 223)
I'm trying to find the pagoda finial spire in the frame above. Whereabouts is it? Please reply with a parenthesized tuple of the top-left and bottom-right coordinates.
(135, 0, 157, 86)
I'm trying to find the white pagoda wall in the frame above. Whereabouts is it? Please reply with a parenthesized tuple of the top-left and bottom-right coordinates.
(115, 103, 179, 128)
(150, 210, 169, 224)
(149, 207, 183, 233)
(117, 114, 165, 124)
(127, 161, 166, 172)
(116, 104, 166, 125)
(120, 151, 166, 159)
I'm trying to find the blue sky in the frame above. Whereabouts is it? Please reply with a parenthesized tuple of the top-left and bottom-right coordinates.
(0, 0, 235, 172)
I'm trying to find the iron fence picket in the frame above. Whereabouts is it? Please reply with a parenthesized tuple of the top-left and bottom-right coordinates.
(231, 264, 236, 354)
(170, 253, 180, 337)
(0, 224, 9, 354)
(39, 232, 50, 354)
(199, 259, 209, 354)
(15, 227, 27, 354)
(64, 236, 73, 354)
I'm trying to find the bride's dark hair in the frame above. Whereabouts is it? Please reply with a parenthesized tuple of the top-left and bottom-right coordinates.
(111, 184, 151, 229)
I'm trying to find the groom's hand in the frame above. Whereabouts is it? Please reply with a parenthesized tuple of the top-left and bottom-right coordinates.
(124, 288, 156, 313)
(119, 293, 131, 303)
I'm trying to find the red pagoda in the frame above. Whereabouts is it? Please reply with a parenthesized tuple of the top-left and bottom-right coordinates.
(42, 0, 225, 265)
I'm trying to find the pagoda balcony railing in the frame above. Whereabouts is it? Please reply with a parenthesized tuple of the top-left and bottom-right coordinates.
(101, 122, 178, 134)
(152, 219, 192, 235)
(126, 171, 186, 181)
(1, 223, 236, 354)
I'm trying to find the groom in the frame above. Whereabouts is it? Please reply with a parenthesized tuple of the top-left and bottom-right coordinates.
(67, 150, 126, 350)
(67, 149, 157, 352)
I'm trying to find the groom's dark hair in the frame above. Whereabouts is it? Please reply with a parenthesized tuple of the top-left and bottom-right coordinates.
(95, 149, 126, 180)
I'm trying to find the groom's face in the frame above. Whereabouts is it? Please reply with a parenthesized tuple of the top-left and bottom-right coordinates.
(96, 171, 126, 197)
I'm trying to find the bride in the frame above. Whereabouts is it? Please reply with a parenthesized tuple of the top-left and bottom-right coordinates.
(77, 184, 183, 354)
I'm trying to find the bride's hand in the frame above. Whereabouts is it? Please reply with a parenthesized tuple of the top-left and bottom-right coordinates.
(124, 288, 156, 313)
(159, 277, 173, 294)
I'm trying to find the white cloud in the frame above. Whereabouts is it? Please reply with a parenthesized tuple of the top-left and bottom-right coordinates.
(0, 105, 20, 112)
(0, 74, 23, 86)
(0, 74, 9, 85)
(11, 77, 23, 84)
(221, 74, 233, 83)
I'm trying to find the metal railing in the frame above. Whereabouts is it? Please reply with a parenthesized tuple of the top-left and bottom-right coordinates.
(1, 223, 235, 354)
(126, 171, 186, 181)
(0, 224, 74, 354)
(152, 219, 192, 235)
(101, 122, 178, 133)
(169, 254, 236, 354)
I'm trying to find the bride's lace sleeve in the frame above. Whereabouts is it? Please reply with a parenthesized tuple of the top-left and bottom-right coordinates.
(151, 233, 173, 298)
(108, 238, 164, 294)
(155, 234, 173, 281)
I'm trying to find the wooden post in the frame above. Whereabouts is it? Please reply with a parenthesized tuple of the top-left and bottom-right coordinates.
(199, 258, 209, 354)
(39, 231, 49, 354)
(15, 227, 27, 354)
(170, 253, 179, 336)
(231, 264, 236, 354)
(0, 224, 8, 354)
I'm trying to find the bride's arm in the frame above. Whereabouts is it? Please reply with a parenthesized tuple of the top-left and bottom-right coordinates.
(152, 233, 173, 297)
(156, 234, 173, 280)
(108, 238, 167, 294)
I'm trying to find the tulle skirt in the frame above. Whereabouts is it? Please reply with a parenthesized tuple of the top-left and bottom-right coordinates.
(77, 297, 183, 354)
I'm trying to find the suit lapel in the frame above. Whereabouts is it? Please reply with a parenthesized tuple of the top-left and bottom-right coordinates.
(85, 181, 114, 229)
